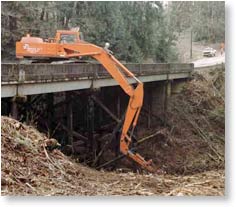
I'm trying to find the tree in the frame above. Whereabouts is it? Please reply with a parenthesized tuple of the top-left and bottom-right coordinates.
(1, 1, 178, 62)
(167, 1, 225, 43)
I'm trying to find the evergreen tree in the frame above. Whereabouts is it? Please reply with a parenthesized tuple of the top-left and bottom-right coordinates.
(1, 1, 224, 62)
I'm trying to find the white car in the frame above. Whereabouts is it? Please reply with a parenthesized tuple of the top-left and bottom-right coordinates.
(203, 47, 217, 57)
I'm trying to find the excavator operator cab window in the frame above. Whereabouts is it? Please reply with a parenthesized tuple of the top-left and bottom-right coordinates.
(59, 34, 77, 44)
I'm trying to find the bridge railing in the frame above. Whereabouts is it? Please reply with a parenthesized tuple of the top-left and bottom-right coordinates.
(1, 63, 193, 83)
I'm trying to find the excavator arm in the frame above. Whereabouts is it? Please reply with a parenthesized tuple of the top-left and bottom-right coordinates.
(16, 36, 153, 172)
(60, 42, 154, 172)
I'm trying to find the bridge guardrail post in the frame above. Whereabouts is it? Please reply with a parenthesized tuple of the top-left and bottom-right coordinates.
(167, 63, 170, 80)
(18, 66, 25, 83)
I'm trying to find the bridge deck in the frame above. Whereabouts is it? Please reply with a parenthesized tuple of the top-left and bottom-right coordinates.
(1, 63, 193, 98)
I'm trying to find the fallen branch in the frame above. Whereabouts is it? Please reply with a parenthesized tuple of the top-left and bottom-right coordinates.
(135, 128, 167, 146)
(96, 154, 125, 170)
(96, 128, 167, 170)
(92, 135, 111, 167)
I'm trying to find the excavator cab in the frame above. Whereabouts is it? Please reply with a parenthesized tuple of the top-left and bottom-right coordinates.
(59, 34, 77, 44)
(56, 30, 81, 44)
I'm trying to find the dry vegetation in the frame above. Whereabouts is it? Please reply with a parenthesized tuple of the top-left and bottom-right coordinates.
(1, 117, 224, 196)
(1, 67, 225, 196)
(139, 67, 225, 175)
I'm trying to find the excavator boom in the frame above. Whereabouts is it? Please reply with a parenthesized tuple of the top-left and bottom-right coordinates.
(16, 31, 154, 172)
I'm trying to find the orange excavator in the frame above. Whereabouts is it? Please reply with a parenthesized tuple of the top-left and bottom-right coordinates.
(16, 29, 154, 172)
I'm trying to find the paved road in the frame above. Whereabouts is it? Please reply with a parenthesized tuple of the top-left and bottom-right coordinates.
(193, 54, 225, 68)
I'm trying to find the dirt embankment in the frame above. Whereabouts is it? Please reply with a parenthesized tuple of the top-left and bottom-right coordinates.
(1, 68, 225, 196)
(139, 67, 225, 175)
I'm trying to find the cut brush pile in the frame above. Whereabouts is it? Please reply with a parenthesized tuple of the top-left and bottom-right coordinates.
(138, 67, 225, 175)
(1, 115, 224, 196)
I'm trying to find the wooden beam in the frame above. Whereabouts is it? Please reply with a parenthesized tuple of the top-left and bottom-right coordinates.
(61, 124, 88, 141)
(91, 95, 120, 123)
(142, 106, 169, 127)
(11, 99, 18, 120)
(47, 93, 54, 136)
(88, 95, 96, 158)
(66, 92, 73, 145)
(164, 81, 171, 126)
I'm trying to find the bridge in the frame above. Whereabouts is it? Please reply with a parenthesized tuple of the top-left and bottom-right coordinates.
(1, 62, 194, 164)
(1, 63, 193, 98)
